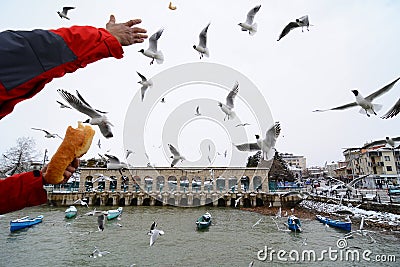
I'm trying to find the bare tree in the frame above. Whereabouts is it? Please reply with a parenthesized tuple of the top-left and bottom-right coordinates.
(0, 137, 40, 176)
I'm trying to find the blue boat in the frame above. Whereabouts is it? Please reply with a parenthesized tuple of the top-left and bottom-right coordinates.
(10, 215, 44, 232)
(316, 214, 351, 232)
(106, 207, 123, 220)
(196, 212, 212, 230)
(287, 215, 302, 232)
(65, 206, 78, 219)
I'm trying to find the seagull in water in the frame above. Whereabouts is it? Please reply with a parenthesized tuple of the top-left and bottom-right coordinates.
(193, 23, 210, 59)
(168, 144, 185, 167)
(238, 5, 261, 35)
(313, 77, 400, 117)
(138, 28, 164, 65)
(235, 122, 281, 161)
(57, 7, 75, 20)
(277, 15, 311, 41)
(381, 97, 400, 119)
(137, 71, 153, 101)
(58, 89, 114, 138)
(31, 128, 63, 139)
(218, 81, 239, 121)
(90, 247, 110, 258)
(195, 106, 201, 116)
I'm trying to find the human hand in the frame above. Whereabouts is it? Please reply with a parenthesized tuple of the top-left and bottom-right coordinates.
(106, 15, 148, 46)
(42, 158, 80, 184)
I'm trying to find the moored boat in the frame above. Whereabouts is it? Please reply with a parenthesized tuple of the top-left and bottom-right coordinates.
(196, 212, 212, 230)
(316, 214, 351, 231)
(65, 206, 78, 219)
(287, 215, 302, 232)
(10, 215, 44, 232)
(106, 207, 123, 220)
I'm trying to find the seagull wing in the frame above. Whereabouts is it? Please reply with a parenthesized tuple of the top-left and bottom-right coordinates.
(277, 21, 300, 41)
(98, 121, 113, 139)
(137, 71, 147, 82)
(235, 142, 261, 152)
(56, 100, 71, 108)
(365, 77, 400, 101)
(75, 90, 107, 114)
(168, 144, 180, 157)
(199, 23, 210, 48)
(313, 101, 358, 112)
(381, 97, 400, 119)
(62, 7, 75, 14)
(31, 128, 47, 134)
(245, 5, 261, 25)
(104, 154, 121, 164)
(57, 89, 101, 118)
(196, 106, 200, 114)
(141, 85, 148, 101)
(226, 81, 239, 108)
(264, 122, 281, 148)
(149, 28, 164, 52)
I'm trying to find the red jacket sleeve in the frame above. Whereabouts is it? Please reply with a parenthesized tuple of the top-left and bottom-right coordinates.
(0, 26, 123, 119)
(0, 171, 47, 214)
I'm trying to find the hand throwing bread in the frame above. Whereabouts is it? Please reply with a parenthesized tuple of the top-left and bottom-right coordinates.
(44, 122, 95, 184)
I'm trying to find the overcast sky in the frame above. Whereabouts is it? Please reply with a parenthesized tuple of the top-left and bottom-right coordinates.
(1, 0, 399, 168)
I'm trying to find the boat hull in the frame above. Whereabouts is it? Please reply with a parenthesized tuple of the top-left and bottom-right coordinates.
(65, 206, 77, 219)
(287, 216, 302, 232)
(316, 215, 351, 231)
(107, 207, 123, 220)
(10, 215, 43, 232)
(196, 212, 212, 230)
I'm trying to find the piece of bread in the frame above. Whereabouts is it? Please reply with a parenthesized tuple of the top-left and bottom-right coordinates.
(45, 122, 95, 184)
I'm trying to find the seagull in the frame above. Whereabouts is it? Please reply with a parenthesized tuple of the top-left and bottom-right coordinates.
(73, 199, 88, 208)
(97, 139, 101, 149)
(276, 207, 282, 218)
(235, 122, 281, 161)
(56, 100, 71, 109)
(252, 218, 262, 228)
(249, 261, 254, 267)
(31, 128, 63, 139)
(193, 23, 210, 59)
(362, 136, 400, 149)
(137, 71, 153, 101)
(93, 174, 115, 183)
(126, 149, 134, 158)
(148, 221, 164, 246)
(161, 98, 165, 103)
(236, 123, 250, 127)
(313, 77, 400, 117)
(138, 28, 164, 65)
(90, 247, 110, 258)
(277, 15, 311, 41)
(168, 144, 185, 167)
(58, 89, 114, 138)
(238, 5, 261, 35)
(195, 106, 201, 116)
(168, 2, 177, 10)
(57, 7, 75, 20)
(97, 214, 105, 231)
(218, 81, 239, 121)
(148, 221, 157, 234)
(381, 97, 400, 119)
(104, 154, 128, 172)
(235, 196, 242, 207)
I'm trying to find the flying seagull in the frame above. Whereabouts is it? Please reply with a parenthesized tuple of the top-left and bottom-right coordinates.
(73, 199, 88, 208)
(58, 89, 114, 138)
(381, 97, 400, 119)
(193, 23, 210, 59)
(126, 149, 134, 158)
(57, 7, 75, 20)
(218, 81, 239, 121)
(137, 71, 153, 101)
(148, 222, 164, 246)
(238, 5, 261, 35)
(161, 98, 165, 103)
(56, 100, 71, 109)
(195, 106, 201, 116)
(168, 2, 177, 10)
(252, 218, 263, 228)
(313, 77, 400, 117)
(277, 15, 311, 41)
(363, 136, 400, 149)
(236, 123, 250, 127)
(168, 144, 185, 167)
(104, 154, 128, 172)
(235, 196, 242, 207)
(97, 139, 101, 149)
(138, 28, 164, 65)
(235, 122, 281, 161)
(31, 128, 63, 139)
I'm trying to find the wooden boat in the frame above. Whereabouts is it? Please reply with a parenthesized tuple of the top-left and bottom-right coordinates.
(287, 215, 302, 232)
(196, 212, 212, 230)
(316, 214, 351, 231)
(10, 215, 43, 232)
(65, 206, 78, 219)
(106, 207, 123, 220)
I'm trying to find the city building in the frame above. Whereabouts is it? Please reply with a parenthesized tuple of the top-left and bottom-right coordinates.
(279, 153, 307, 171)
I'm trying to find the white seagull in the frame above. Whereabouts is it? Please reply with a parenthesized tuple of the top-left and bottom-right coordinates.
(195, 106, 201, 116)
(381, 97, 400, 119)
(235, 122, 281, 161)
(238, 5, 261, 35)
(137, 71, 153, 101)
(73, 199, 88, 208)
(252, 218, 262, 228)
(235, 196, 242, 207)
(138, 28, 164, 65)
(56, 100, 71, 109)
(90, 247, 110, 258)
(57, 7, 75, 20)
(58, 89, 113, 138)
(363, 136, 400, 149)
(149, 227, 164, 246)
(31, 128, 63, 139)
(313, 77, 400, 117)
(168, 144, 185, 167)
(218, 81, 239, 121)
(193, 23, 210, 59)
(277, 15, 311, 41)
(104, 154, 128, 171)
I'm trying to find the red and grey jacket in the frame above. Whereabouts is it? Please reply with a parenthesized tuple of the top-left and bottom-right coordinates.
(0, 170, 47, 215)
(0, 26, 123, 119)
